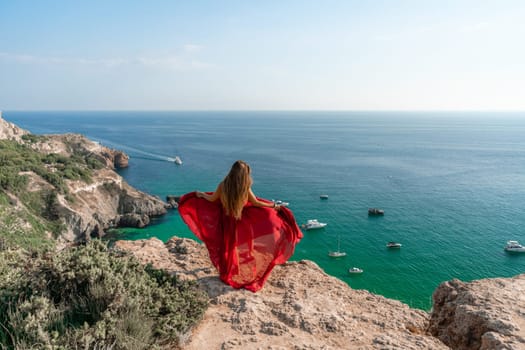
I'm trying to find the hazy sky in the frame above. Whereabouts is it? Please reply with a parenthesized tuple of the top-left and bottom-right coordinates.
(1, 1, 524, 111)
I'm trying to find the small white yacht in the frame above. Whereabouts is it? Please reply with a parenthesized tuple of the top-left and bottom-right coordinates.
(272, 200, 289, 207)
(504, 240, 525, 253)
(174, 156, 183, 165)
(328, 251, 347, 258)
(328, 231, 346, 258)
(386, 242, 402, 248)
(302, 219, 327, 230)
(320, 194, 329, 200)
(348, 267, 363, 274)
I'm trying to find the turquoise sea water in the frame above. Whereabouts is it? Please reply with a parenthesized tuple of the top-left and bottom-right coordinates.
(6, 111, 525, 310)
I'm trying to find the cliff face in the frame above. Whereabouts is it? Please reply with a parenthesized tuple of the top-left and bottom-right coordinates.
(56, 167, 167, 242)
(0, 115, 168, 245)
(29, 133, 167, 242)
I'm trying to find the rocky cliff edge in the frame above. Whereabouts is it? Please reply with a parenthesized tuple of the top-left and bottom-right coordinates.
(117, 237, 430, 349)
(115, 237, 525, 349)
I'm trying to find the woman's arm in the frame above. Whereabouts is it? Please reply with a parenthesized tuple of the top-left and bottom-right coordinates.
(248, 189, 280, 209)
(196, 183, 222, 202)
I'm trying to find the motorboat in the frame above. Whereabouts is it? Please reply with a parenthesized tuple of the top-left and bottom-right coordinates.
(504, 240, 525, 253)
(320, 194, 329, 200)
(174, 156, 182, 165)
(348, 267, 363, 274)
(368, 208, 384, 216)
(302, 219, 327, 230)
(386, 242, 402, 248)
(272, 199, 289, 207)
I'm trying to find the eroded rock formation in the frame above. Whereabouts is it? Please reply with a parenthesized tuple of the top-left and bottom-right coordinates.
(56, 168, 167, 242)
(429, 276, 525, 349)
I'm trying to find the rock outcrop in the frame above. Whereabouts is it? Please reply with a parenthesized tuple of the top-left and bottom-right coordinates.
(115, 237, 449, 349)
(0, 115, 168, 244)
(57, 168, 167, 242)
(429, 276, 525, 349)
(112, 150, 129, 168)
(29, 133, 128, 170)
(0, 114, 29, 141)
(40, 136, 169, 243)
(166, 195, 180, 208)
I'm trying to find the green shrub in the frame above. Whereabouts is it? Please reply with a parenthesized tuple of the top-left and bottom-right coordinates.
(86, 155, 104, 170)
(21, 134, 46, 144)
(0, 240, 208, 349)
(0, 139, 95, 195)
(0, 199, 55, 252)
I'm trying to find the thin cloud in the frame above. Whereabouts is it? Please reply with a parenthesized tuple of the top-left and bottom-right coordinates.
(0, 46, 212, 70)
(460, 21, 490, 33)
(183, 44, 203, 53)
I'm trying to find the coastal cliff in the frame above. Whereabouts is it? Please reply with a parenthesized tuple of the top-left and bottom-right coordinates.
(0, 115, 168, 247)
(114, 237, 525, 349)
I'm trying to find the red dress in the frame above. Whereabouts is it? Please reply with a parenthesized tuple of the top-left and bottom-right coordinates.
(178, 192, 303, 292)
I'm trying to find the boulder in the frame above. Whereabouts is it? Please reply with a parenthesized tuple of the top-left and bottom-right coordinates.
(429, 275, 525, 349)
(113, 151, 129, 168)
(166, 195, 181, 208)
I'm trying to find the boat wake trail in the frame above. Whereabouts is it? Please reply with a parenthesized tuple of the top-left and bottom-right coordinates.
(92, 137, 175, 163)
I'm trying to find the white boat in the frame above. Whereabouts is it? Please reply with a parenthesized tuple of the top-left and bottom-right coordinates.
(272, 199, 289, 207)
(320, 194, 329, 200)
(504, 240, 525, 253)
(302, 219, 327, 230)
(328, 231, 346, 258)
(174, 156, 182, 165)
(348, 267, 363, 274)
(328, 251, 347, 258)
(386, 242, 402, 248)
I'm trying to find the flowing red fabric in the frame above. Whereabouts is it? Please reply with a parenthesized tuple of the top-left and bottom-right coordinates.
(178, 192, 303, 292)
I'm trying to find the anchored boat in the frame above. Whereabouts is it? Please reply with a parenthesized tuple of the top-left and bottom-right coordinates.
(504, 240, 525, 253)
(302, 219, 327, 230)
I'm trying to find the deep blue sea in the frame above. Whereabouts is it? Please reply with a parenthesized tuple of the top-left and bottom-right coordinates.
(6, 111, 525, 310)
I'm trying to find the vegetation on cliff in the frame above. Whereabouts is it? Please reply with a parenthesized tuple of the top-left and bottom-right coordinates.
(0, 126, 207, 349)
(0, 137, 106, 248)
(0, 136, 104, 194)
(0, 240, 208, 350)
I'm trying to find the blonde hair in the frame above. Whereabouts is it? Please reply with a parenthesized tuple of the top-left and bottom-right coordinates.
(220, 160, 252, 220)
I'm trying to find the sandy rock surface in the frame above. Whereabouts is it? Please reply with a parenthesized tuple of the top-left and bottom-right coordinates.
(115, 237, 449, 349)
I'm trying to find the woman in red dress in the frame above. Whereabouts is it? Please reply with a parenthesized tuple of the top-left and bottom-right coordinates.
(177, 160, 303, 292)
